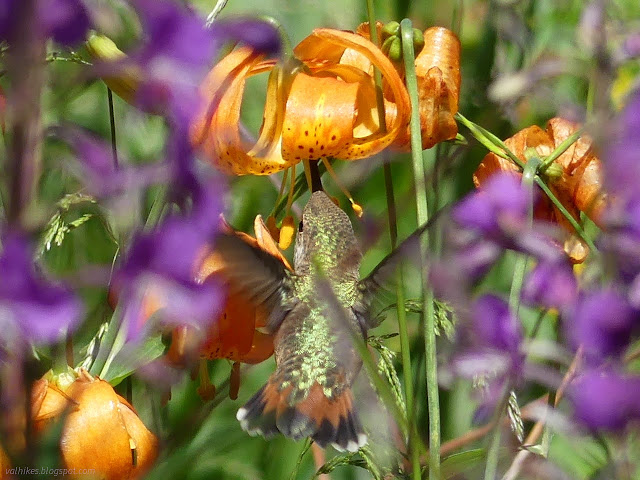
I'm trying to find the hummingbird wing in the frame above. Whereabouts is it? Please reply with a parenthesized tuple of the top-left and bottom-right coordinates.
(355, 209, 445, 328)
(212, 233, 294, 333)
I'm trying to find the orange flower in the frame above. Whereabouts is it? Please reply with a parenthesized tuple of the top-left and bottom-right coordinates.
(473, 117, 607, 262)
(356, 23, 461, 150)
(191, 25, 421, 175)
(31, 370, 157, 480)
(392, 26, 461, 150)
(191, 214, 291, 364)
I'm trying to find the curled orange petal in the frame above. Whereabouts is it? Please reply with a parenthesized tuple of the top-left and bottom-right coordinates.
(289, 28, 411, 160)
(392, 27, 461, 150)
(473, 118, 607, 263)
(191, 48, 293, 175)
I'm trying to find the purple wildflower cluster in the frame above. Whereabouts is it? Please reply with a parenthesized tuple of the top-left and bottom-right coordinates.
(0, 2, 279, 351)
(434, 94, 640, 435)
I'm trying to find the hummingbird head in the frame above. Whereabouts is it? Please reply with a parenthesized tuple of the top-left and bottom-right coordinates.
(294, 191, 362, 276)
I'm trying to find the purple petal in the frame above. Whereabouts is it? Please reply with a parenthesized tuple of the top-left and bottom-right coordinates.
(39, 0, 91, 46)
(0, 231, 83, 343)
(605, 92, 640, 201)
(522, 260, 577, 309)
(570, 369, 640, 430)
(454, 173, 529, 237)
(0, 0, 90, 45)
(210, 18, 281, 55)
(567, 289, 637, 360)
(471, 295, 522, 355)
(55, 126, 168, 198)
(121, 274, 222, 341)
(134, 0, 215, 68)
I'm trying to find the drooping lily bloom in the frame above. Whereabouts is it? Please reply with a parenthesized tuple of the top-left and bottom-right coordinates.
(473, 117, 607, 262)
(125, 214, 289, 367)
(382, 25, 461, 150)
(31, 369, 157, 480)
(194, 214, 291, 363)
(192, 24, 420, 175)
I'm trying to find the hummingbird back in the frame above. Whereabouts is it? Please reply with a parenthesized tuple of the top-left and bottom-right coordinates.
(237, 191, 368, 451)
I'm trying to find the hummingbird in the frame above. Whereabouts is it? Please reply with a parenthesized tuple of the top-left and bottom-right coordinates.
(213, 190, 376, 452)
(213, 188, 433, 451)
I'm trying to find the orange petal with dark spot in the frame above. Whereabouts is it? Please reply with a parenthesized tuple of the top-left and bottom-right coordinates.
(291, 28, 410, 160)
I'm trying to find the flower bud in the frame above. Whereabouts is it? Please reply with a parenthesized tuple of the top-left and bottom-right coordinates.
(32, 370, 157, 480)
(86, 34, 140, 106)
(381, 21, 400, 40)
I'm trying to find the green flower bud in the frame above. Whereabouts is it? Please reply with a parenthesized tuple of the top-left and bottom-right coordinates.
(381, 21, 400, 40)
(543, 162, 564, 181)
(388, 37, 402, 62)
(413, 28, 425, 54)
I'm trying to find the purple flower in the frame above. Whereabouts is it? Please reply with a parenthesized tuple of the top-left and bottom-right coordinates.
(113, 175, 224, 340)
(430, 240, 501, 305)
(570, 369, 640, 431)
(453, 173, 529, 239)
(567, 289, 638, 361)
(121, 0, 280, 127)
(522, 260, 577, 309)
(604, 92, 640, 204)
(0, 0, 90, 46)
(0, 231, 83, 344)
(454, 295, 523, 379)
(55, 127, 167, 198)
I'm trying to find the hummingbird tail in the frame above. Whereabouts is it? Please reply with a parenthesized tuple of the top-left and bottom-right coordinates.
(236, 380, 367, 452)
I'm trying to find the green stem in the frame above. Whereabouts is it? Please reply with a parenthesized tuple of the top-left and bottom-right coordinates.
(508, 156, 539, 314)
(539, 128, 583, 172)
(455, 112, 525, 170)
(401, 18, 440, 480)
(366, 2, 420, 475)
(107, 86, 118, 168)
(144, 185, 168, 231)
(533, 177, 598, 253)
(484, 419, 503, 480)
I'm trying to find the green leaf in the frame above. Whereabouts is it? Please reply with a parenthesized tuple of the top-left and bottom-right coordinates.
(441, 449, 486, 479)
(102, 333, 166, 386)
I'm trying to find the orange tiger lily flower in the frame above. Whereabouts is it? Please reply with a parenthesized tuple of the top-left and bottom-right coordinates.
(31, 370, 157, 480)
(355, 23, 461, 150)
(191, 27, 411, 175)
(393, 26, 461, 150)
(191, 214, 291, 364)
(473, 117, 607, 262)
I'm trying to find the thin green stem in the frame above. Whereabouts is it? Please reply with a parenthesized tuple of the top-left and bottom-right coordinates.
(144, 185, 168, 231)
(455, 112, 525, 170)
(533, 177, 598, 253)
(508, 156, 539, 314)
(484, 419, 503, 480)
(539, 128, 583, 172)
(366, 4, 420, 475)
(401, 18, 440, 480)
